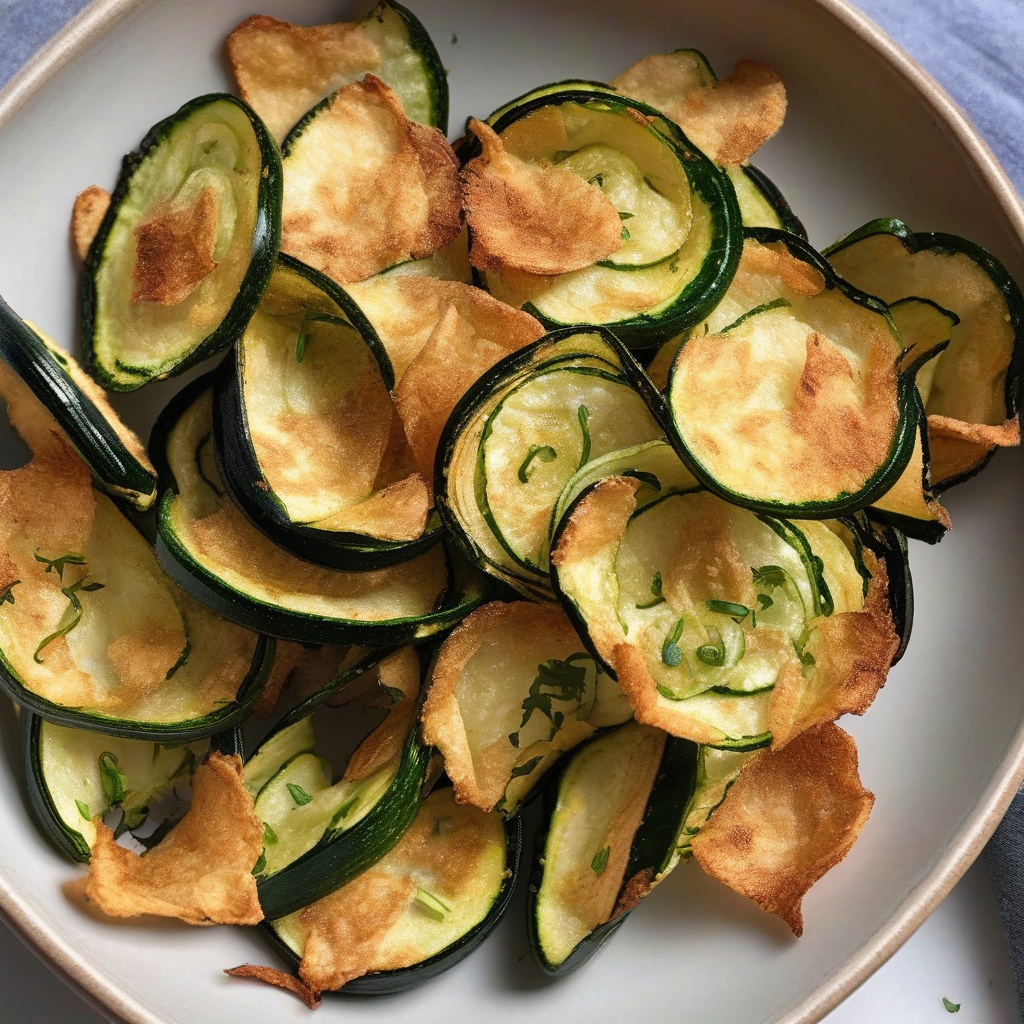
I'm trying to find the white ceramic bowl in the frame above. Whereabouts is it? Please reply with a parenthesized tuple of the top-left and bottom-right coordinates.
(0, 2, 1022, 1022)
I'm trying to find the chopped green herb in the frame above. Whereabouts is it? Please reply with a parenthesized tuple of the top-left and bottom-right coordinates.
(34, 551, 86, 579)
(164, 639, 192, 680)
(507, 653, 592, 748)
(588, 173, 604, 187)
(0, 581, 19, 605)
(510, 755, 544, 779)
(334, 791, 360, 821)
(210, 698, 232, 705)
(705, 599, 749, 621)
(75, 799, 91, 821)
(591, 845, 610, 874)
(518, 444, 557, 483)
(98, 752, 127, 806)
(262, 821, 278, 845)
(941, 997, 960, 1013)
(636, 572, 666, 609)
(576, 405, 591, 469)
(286, 783, 313, 806)
(414, 887, 451, 921)
(751, 565, 789, 589)
(696, 629, 726, 667)
(252, 850, 267, 876)
(757, 593, 774, 611)
(618, 211, 634, 220)
(621, 226, 631, 241)
(33, 574, 106, 664)
(669, 261, 679, 274)
(656, 683, 684, 701)
(661, 617, 685, 667)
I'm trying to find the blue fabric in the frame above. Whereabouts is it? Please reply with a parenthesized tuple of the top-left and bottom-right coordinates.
(0, 0, 1023, 1017)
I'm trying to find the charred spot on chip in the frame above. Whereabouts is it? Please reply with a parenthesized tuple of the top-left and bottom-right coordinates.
(131, 187, 219, 305)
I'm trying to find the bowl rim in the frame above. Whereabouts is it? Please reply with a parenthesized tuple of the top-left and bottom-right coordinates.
(0, 1, 1022, 1022)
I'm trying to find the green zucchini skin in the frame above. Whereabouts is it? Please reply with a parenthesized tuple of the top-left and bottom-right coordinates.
(474, 87, 743, 350)
(23, 714, 244, 864)
(0, 294, 157, 511)
(663, 227, 921, 519)
(254, 730, 432, 921)
(527, 729, 699, 977)
(151, 374, 491, 646)
(0, 632, 272, 743)
(434, 325, 670, 595)
(81, 93, 282, 391)
(825, 218, 1024, 493)
(849, 516, 913, 666)
(735, 164, 807, 239)
(259, 807, 523, 994)
(213, 255, 440, 570)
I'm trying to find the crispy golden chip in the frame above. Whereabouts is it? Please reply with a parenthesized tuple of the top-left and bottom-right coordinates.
(768, 551, 898, 748)
(462, 118, 623, 275)
(227, 14, 381, 143)
(131, 187, 219, 305)
(691, 723, 873, 935)
(394, 297, 545, 492)
(928, 413, 1021, 484)
(421, 601, 598, 811)
(613, 56, 786, 165)
(224, 964, 322, 1010)
(70, 185, 110, 261)
(82, 752, 263, 926)
(281, 76, 461, 285)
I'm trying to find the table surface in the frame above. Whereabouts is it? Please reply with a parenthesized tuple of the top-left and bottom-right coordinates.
(1, 857, 1018, 1022)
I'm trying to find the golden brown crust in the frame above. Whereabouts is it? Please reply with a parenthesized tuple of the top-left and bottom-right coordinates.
(551, 476, 639, 571)
(691, 723, 874, 935)
(393, 296, 544, 493)
(252, 640, 306, 718)
(82, 753, 263, 926)
(613, 56, 786, 165)
(131, 187, 219, 305)
(462, 118, 623, 275)
(281, 76, 461, 285)
(224, 964, 322, 1010)
(70, 185, 111, 262)
(768, 552, 898, 748)
(927, 413, 1020, 485)
(226, 13, 381, 143)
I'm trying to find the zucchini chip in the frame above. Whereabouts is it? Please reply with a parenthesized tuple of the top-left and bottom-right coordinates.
(665, 231, 918, 517)
(248, 647, 431, 920)
(530, 722, 698, 975)
(152, 376, 489, 646)
(215, 255, 434, 569)
(475, 85, 742, 349)
(826, 219, 1023, 488)
(82, 94, 282, 390)
(551, 478, 898, 751)
(70, 186, 111, 262)
(725, 164, 807, 237)
(421, 601, 631, 815)
(281, 76, 461, 285)
(691, 723, 873, 936)
(0, 365, 271, 740)
(226, 0, 448, 141)
(24, 713, 224, 863)
(0, 295, 157, 511)
(266, 787, 519, 994)
(436, 327, 664, 600)
(612, 51, 786, 166)
(81, 751, 264, 925)
(462, 118, 625, 275)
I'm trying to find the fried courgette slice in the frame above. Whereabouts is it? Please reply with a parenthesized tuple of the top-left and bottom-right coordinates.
(151, 376, 490, 646)
(82, 94, 282, 390)
(825, 218, 1023, 489)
